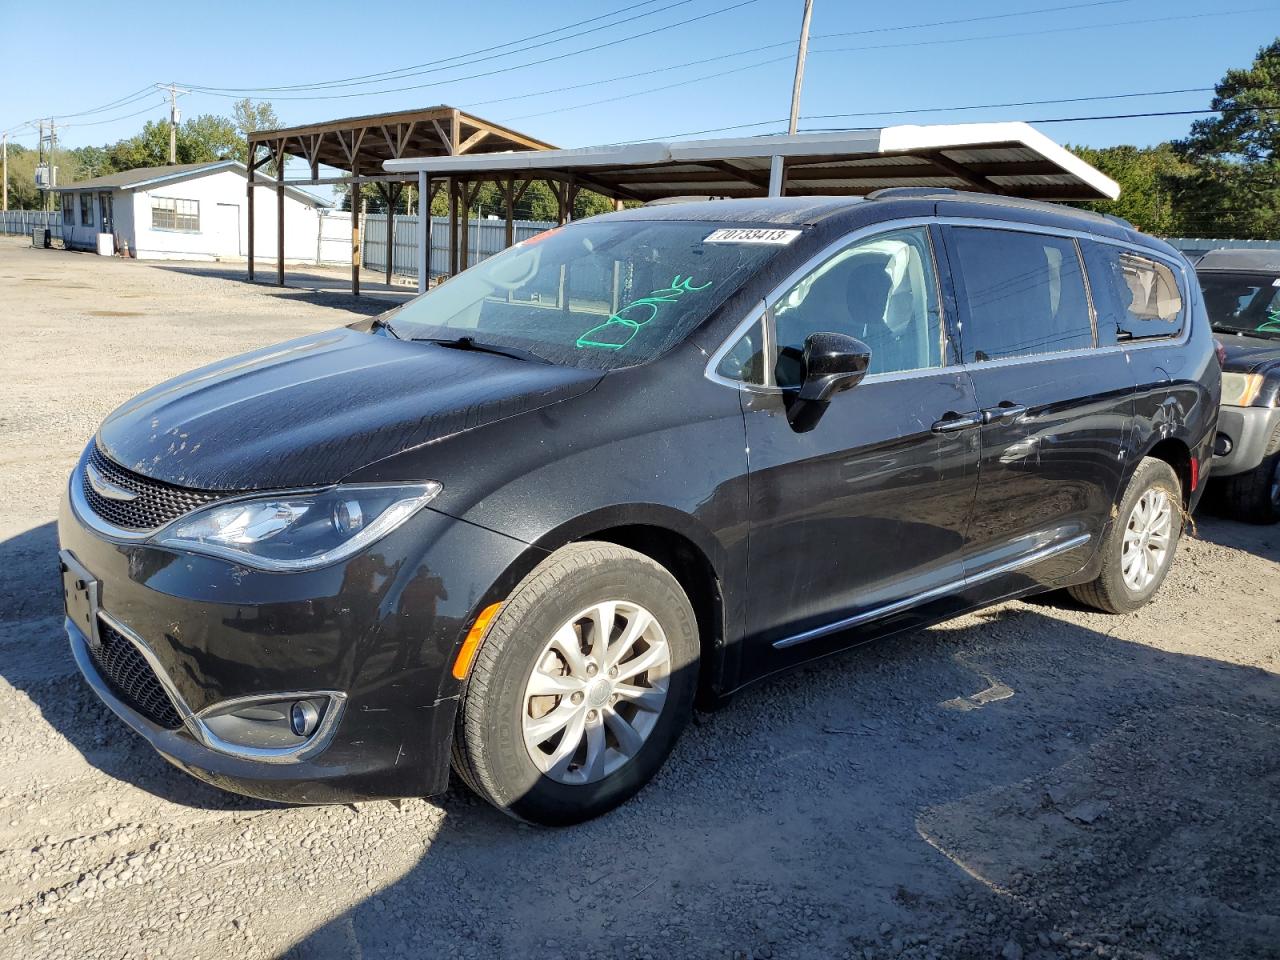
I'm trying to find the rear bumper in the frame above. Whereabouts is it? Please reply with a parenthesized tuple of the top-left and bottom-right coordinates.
(1212, 405, 1280, 477)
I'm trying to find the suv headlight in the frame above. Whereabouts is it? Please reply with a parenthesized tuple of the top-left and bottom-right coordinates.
(1221, 371, 1264, 407)
(154, 482, 441, 572)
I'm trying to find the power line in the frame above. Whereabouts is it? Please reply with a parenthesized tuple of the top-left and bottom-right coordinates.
(182, 0, 1145, 103)
(795, 104, 1280, 135)
(185, 0, 699, 94)
(645, 87, 1218, 139)
(183, 0, 762, 100)
(500, 4, 1272, 124)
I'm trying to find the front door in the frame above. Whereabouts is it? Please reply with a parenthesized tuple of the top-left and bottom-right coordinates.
(941, 224, 1132, 585)
(98, 192, 113, 233)
(733, 225, 980, 671)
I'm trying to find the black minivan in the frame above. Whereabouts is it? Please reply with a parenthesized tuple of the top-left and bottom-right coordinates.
(59, 191, 1218, 824)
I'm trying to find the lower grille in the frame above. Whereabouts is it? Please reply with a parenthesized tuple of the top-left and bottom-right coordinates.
(87, 618, 184, 729)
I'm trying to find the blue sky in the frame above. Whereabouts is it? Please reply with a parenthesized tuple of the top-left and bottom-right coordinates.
(1, 0, 1272, 157)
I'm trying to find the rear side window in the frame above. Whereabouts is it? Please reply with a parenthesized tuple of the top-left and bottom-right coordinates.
(948, 227, 1094, 362)
(1092, 247, 1184, 340)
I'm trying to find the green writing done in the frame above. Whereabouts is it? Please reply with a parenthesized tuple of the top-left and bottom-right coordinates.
(576, 275, 712, 350)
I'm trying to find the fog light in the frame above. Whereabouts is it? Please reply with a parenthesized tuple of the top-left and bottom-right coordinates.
(1214, 433, 1233, 457)
(290, 700, 320, 737)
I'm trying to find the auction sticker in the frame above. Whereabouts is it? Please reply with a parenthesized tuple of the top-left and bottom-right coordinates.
(704, 228, 802, 244)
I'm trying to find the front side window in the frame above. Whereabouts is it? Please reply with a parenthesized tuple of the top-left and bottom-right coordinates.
(79, 193, 92, 226)
(387, 220, 790, 370)
(1198, 271, 1279, 338)
(949, 227, 1094, 362)
(768, 227, 944, 387)
(61, 193, 75, 225)
(152, 196, 199, 232)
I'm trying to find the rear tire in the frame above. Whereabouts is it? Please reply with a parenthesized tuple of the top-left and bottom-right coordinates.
(1220, 424, 1280, 525)
(452, 542, 699, 826)
(1069, 457, 1183, 614)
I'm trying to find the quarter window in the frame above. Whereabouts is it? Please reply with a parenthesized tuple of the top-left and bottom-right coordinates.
(949, 227, 1094, 362)
(769, 227, 945, 387)
(152, 196, 200, 232)
(1102, 248, 1183, 339)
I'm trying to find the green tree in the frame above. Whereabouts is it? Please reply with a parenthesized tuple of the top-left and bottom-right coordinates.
(1069, 143, 1197, 234)
(234, 99, 281, 174)
(1176, 38, 1280, 238)
(3, 143, 44, 209)
(105, 115, 241, 170)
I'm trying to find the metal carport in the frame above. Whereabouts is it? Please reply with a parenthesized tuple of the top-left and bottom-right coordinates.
(384, 121, 1121, 282)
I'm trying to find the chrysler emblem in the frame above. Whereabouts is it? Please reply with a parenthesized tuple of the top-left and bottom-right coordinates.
(85, 461, 140, 502)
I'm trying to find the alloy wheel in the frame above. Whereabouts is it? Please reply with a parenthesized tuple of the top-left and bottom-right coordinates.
(521, 600, 671, 785)
(1121, 488, 1174, 592)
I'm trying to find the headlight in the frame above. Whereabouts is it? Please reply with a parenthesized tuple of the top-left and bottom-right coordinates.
(154, 482, 441, 572)
(1221, 371, 1265, 407)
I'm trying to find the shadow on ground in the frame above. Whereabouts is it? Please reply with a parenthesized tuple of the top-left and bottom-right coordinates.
(281, 596, 1280, 959)
(146, 261, 416, 313)
(0, 521, 275, 812)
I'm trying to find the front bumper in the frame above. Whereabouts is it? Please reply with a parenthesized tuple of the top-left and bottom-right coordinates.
(1212, 404, 1280, 477)
(58, 479, 533, 804)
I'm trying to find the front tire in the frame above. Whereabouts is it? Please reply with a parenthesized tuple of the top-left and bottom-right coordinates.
(452, 542, 699, 825)
(1220, 424, 1280, 524)
(1069, 457, 1183, 614)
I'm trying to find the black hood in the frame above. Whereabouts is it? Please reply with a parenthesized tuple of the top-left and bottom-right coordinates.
(97, 328, 601, 491)
(1219, 332, 1280, 376)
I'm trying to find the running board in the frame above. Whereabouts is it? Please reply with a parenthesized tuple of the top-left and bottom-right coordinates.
(772, 533, 1092, 650)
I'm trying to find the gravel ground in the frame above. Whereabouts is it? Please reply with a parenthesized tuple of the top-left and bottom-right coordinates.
(0, 236, 1277, 960)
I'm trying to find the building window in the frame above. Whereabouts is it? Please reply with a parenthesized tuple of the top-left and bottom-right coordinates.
(62, 193, 75, 225)
(79, 193, 93, 226)
(152, 196, 200, 232)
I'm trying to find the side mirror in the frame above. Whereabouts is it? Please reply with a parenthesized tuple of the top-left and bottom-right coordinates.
(796, 332, 872, 403)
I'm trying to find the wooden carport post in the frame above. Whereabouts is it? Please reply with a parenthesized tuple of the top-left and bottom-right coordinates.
(275, 140, 286, 286)
(351, 170, 361, 297)
(381, 182, 398, 287)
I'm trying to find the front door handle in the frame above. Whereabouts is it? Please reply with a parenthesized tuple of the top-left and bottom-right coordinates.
(931, 411, 982, 433)
(981, 402, 1027, 424)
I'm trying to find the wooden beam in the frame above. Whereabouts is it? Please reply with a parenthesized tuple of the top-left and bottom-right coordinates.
(450, 110, 461, 157)
(448, 177, 459, 276)
(455, 129, 490, 155)
(503, 179, 515, 248)
(246, 157, 255, 282)
(431, 118, 453, 155)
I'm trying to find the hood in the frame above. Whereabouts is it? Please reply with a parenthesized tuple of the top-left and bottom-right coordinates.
(97, 328, 602, 491)
(1219, 333, 1280, 376)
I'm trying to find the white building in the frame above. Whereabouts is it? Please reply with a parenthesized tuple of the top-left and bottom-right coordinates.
(54, 160, 330, 261)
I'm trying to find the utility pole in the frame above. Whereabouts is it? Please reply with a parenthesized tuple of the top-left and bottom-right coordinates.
(2, 132, 8, 212)
(787, 0, 815, 135)
(158, 83, 189, 164)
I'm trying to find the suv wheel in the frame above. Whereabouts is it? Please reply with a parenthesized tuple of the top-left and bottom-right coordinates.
(1220, 424, 1280, 524)
(451, 542, 699, 825)
(1068, 457, 1183, 614)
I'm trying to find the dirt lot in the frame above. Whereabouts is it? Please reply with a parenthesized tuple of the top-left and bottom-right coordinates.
(0, 236, 1277, 960)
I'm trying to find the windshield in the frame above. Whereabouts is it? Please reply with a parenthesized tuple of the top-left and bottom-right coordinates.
(385, 220, 796, 369)
(1199, 271, 1280, 338)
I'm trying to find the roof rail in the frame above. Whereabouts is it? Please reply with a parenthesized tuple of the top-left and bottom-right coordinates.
(865, 187, 960, 200)
(1102, 213, 1136, 230)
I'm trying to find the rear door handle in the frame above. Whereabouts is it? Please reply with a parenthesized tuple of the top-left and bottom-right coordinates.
(981, 402, 1027, 424)
(931, 412, 982, 433)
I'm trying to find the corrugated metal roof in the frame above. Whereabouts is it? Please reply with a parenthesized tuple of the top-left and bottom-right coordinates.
(383, 122, 1120, 203)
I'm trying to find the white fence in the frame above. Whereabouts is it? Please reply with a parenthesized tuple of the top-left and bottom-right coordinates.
(0, 210, 62, 236)
(360, 214, 555, 280)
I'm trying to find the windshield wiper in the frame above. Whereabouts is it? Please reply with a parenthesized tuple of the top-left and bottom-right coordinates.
(416, 335, 551, 364)
(371, 315, 401, 339)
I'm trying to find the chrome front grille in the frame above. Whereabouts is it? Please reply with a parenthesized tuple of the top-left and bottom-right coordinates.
(80, 445, 220, 531)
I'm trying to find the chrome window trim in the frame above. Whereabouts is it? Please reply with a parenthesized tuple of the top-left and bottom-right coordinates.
(703, 214, 1195, 392)
(70, 612, 347, 764)
(773, 532, 1091, 649)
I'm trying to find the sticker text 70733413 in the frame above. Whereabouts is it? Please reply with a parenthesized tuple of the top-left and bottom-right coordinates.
(703, 228, 802, 245)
